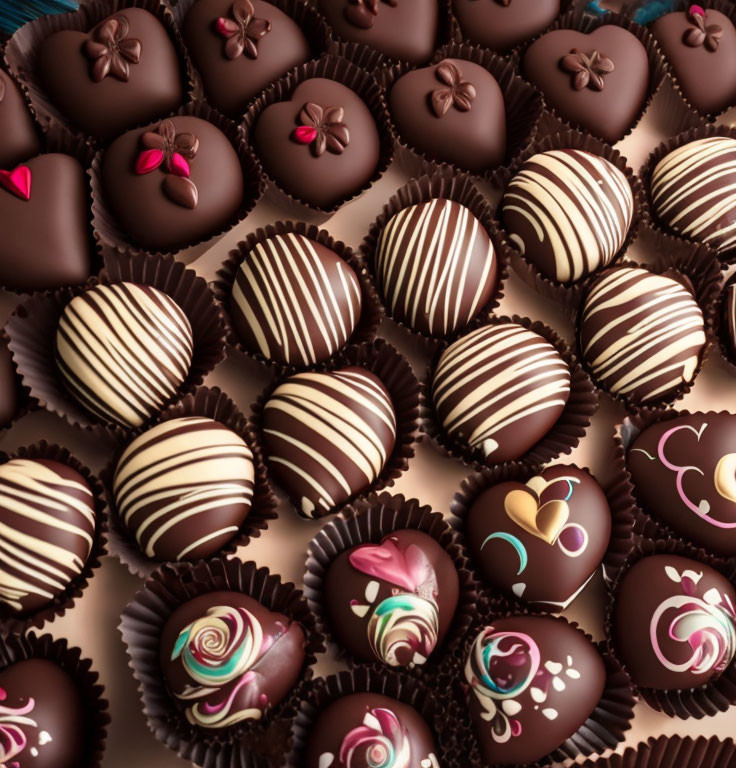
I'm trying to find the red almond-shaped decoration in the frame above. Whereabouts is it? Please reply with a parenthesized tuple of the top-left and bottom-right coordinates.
(293, 125, 318, 144)
(0, 166, 31, 201)
(163, 174, 199, 208)
(135, 148, 164, 175)
(168, 152, 191, 177)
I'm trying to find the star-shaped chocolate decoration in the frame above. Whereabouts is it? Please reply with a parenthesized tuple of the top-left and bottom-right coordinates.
(344, 0, 398, 30)
(215, 0, 272, 60)
(684, 4, 722, 52)
(430, 60, 477, 118)
(291, 103, 350, 157)
(559, 48, 614, 91)
(84, 15, 142, 83)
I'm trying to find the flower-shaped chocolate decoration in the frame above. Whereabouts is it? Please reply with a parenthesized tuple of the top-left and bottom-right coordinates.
(684, 4, 722, 52)
(559, 48, 614, 91)
(430, 60, 477, 118)
(344, 0, 398, 31)
(291, 102, 350, 157)
(215, 0, 272, 60)
(84, 15, 142, 83)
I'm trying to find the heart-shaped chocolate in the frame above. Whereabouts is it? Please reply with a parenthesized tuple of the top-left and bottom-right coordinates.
(37, 8, 184, 141)
(524, 25, 649, 143)
(0, 70, 41, 169)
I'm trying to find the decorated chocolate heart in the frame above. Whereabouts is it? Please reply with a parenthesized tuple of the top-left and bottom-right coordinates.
(504, 487, 568, 545)
(0, 70, 41, 168)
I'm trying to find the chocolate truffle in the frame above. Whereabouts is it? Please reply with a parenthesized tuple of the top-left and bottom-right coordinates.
(652, 6, 736, 115)
(579, 267, 706, 404)
(102, 116, 244, 252)
(113, 416, 255, 562)
(182, 0, 311, 116)
(725, 283, 736, 359)
(160, 590, 305, 727)
(0, 459, 95, 614)
(0, 70, 41, 169)
(262, 367, 396, 518)
(650, 136, 736, 255)
(253, 77, 380, 208)
(431, 323, 571, 462)
(523, 25, 649, 144)
(38, 8, 184, 141)
(0, 341, 18, 429)
(613, 554, 736, 690)
(230, 232, 363, 366)
(316, 0, 438, 63)
(55, 282, 194, 428)
(628, 413, 736, 556)
(466, 466, 611, 610)
(502, 149, 634, 283)
(0, 658, 85, 768)
(465, 616, 606, 765)
(0, 153, 90, 292)
(323, 530, 459, 667)
(305, 692, 440, 768)
(389, 58, 506, 172)
(375, 199, 497, 336)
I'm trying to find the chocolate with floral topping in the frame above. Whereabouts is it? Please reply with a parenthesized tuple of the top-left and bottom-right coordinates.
(0, 70, 41, 169)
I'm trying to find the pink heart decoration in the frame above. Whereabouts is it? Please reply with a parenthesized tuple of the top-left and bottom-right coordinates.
(0, 166, 31, 201)
(349, 538, 436, 593)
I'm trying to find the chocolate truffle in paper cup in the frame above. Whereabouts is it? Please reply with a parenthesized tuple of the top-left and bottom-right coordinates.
(0, 68, 41, 168)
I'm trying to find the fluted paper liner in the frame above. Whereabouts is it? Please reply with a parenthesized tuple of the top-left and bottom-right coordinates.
(717, 267, 736, 370)
(0, 328, 33, 439)
(580, 735, 736, 768)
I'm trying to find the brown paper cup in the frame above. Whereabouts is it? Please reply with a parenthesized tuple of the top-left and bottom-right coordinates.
(717, 266, 736, 370)
(580, 735, 736, 768)
(0, 330, 33, 438)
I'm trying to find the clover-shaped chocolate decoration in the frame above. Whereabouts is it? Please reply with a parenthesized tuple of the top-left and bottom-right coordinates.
(344, 0, 398, 30)
(559, 48, 614, 91)
(430, 60, 477, 118)
(84, 15, 142, 83)
(684, 4, 722, 52)
(215, 0, 272, 60)
(291, 102, 350, 157)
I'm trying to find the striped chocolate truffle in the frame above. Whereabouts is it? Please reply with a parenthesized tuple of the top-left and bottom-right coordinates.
(55, 282, 194, 428)
(0, 458, 95, 614)
(375, 199, 498, 336)
(431, 323, 570, 462)
(113, 417, 255, 562)
(502, 149, 634, 283)
(651, 136, 736, 254)
(725, 283, 736, 360)
(262, 367, 396, 518)
(230, 232, 362, 367)
(579, 267, 706, 404)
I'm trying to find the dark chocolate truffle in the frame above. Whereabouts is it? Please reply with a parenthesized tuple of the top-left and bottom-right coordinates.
(613, 554, 736, 690)
(652, 6, 736, 115)
(0, 658, 85, 768)
(55, 282, 194, 428)
(464, 616, 606, 765)
(0, 70, 41, 169)
(305, 692, 440, 768)
(389, 58, 506, 172)
(628, 413, 736, 555)
(651, 136, 736, 255)
(113, 416, 255, 562)
(0, 153, 90, 292)
(38, 8, 184, 141)
(0, 341, 18, 429)
(466, 466, 611, 610)
(102, 115, 244, 252)
(523, 25, 649, 144)
(579, 267, 706, 404)
(323, 529, 459, 667)
(375, 199, 497, 336)
(182, 0, 311, 116)
(725, 283, 736, 360)
(431, 323, 571, 462)
(262, 367, 396, 518)
(502, 149, 634, 283)
(0, 459, 95, 614)
(160, 590, 305, 728)
(230, 232, 363, 366)
(253, 77, 380, 209)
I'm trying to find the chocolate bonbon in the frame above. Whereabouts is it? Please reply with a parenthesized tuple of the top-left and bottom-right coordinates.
(0, 70, 41, 169)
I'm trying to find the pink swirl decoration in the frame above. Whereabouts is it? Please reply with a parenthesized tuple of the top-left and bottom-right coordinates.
(0, 687, 36, 763)
(337, 707, 411, 768)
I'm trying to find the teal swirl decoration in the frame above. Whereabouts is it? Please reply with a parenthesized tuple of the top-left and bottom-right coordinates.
(368, 593, 440, 667)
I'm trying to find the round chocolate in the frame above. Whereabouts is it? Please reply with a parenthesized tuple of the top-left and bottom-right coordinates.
(651, 136, 736, 255)
(725, 283, 736, 360)
(464, 616, 606, 765)
(160, 590, 306, 728)
(0, 341, 19, 429)
(262, 366, 396, 518)
(0, 70, 41, 169)
(613, 554, 736, 691)
(182, 0, 311, 116)
(0, 459, 95, 614)
(38, 8, 184, 141)
(113, 416, 255, 562)
(388, 58, 506, 172)
(323, 529, 459, 667)
(502, 149, 634, 283)
(55, 282, 194, 428)
(375, 199, 497, 336)
(579, 266, 706, 404)
(305, 692, 440, 768)
(466, 465, 611, 610)
(102, 115, 244, 252)
(230, 232, 363, 366)
(628, 413, 736, 555)
(253, 77, 381, 209)
(0, 658, 85, 768)
(431, 323, 571, 462)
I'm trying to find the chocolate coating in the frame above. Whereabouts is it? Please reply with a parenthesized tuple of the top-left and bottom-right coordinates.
(0, 70, 41, 168)
(467, 466, 611, 610)
(465, 616, 606, 765)
(726, 284, 736, 360)
(0, 341, 18, 429)
(614, 554, 736, 690)
(160, 590, 305, 728)
(324, 529, 459, 667)
(389, 58, 506, 172)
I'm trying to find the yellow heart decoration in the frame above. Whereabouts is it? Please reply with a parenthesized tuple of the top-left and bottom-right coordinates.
(504, 488, 569, 545)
